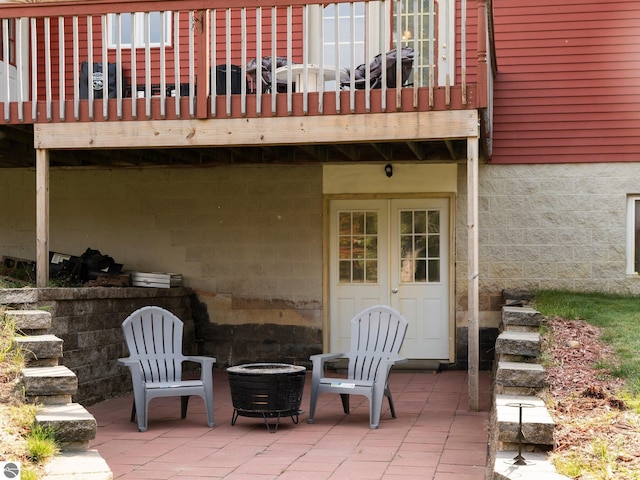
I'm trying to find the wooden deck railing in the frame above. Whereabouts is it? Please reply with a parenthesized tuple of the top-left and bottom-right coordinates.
(0, 0, 493, 124)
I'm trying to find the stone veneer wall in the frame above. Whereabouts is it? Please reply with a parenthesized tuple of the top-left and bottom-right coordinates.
(0, 287, 195, 405)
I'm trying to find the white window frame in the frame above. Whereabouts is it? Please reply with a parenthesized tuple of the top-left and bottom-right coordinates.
(626, 195, 640, 275)
(107, 12, 172, 49)
(308, 3, 383, 70)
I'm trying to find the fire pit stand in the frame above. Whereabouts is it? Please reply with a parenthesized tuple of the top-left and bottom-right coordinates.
(227, 363, 306, 433)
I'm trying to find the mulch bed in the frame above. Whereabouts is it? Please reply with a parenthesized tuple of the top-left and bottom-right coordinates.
(543, 316, 640, 476)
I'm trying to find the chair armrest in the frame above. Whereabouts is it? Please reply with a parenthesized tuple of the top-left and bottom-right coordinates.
(377, 356, 408, 382)
(381, 355, 408, 370)
(388, 355, 408, 366)
(184, 356, 216, 384)
(118, 357, 138, 368)
(184, 355, 217, 368)
(117, 357, 146, 392)
(310, 352, 345, 371)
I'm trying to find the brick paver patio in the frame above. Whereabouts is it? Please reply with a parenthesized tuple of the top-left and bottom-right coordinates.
(88, 369, 491, 479)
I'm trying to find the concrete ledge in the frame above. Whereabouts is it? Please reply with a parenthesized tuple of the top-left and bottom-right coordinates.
(494, 451, 570, 480)
(36, 403, 97, 448)
(502, 306, 542, 328)
(5, 309, 52, 330)
(22, 365, 78, 399)
(496, 361, 546, 388)
(43, 450, 112, 480)
(496, 331, 541, 357)
(496, 394, 554, 446)
(15, 334, 63, 362)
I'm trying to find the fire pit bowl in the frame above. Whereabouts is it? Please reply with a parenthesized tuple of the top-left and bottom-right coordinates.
(227, 363, 306, 433)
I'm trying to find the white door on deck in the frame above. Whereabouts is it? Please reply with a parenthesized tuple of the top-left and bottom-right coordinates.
(329, 198, 450, 359)
(0, 62, 18, 102)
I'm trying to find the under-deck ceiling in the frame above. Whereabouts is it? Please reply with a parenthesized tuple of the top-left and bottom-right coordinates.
(0, 124, 467, 168)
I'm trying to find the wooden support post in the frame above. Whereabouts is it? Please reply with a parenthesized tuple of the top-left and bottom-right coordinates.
(36, 148, 50, 287)
(467, 136, 479, 411)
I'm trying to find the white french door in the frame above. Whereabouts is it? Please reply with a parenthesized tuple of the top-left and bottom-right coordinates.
(329, 198, 450, 359)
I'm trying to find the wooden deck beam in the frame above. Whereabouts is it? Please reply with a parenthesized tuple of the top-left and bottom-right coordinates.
(34, 110, 479, 150)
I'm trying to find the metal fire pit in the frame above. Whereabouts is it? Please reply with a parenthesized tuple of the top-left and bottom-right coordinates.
(227, 363, 306, 433)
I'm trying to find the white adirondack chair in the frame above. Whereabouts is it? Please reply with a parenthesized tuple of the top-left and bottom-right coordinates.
(118, 306, 216, 432)
(307, 305, 409, 429)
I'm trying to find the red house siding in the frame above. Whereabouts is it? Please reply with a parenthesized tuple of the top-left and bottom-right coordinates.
(491, 0, 640, 164)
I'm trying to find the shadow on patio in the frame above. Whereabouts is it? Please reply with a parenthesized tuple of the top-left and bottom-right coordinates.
(88, 370, 492, 480)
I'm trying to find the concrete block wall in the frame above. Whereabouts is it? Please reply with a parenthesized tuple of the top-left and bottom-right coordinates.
(0, 166, 325, 368)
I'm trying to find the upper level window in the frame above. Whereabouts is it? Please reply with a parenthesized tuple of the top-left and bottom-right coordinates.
(626, 195, 640, 275)
(323, 3, 366, 70)
(107, 12, 172, 49)
(393, 0, 435, 87)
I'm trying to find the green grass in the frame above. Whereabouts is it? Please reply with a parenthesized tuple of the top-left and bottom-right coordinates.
(533, 289, 640, 394)
(25, 424, 59, 464)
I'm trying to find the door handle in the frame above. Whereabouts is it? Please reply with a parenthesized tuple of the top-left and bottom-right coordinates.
(391, 288, 398, 294)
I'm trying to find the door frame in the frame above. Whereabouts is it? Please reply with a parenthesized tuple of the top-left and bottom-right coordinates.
(322, 192, 456, 363)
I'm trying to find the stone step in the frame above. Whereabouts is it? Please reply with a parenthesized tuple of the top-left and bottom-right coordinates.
(14, 334, 63, 366)
(495, 331, 541, 358)
(36, 403, 98, 452)
(42, 450, 112, 480)
(496, 361, 546, 395)
(493, 451, 571, 480)
(22, 365, 78, 404)
(502, 305, 542, 331)
(5, 309, 52, 332)
(0, 288, 39, 305)
(496, 394, 555, 449)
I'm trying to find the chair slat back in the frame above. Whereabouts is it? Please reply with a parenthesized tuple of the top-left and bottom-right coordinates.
(122, 306, 184, 383)
(348, 305, 408, 382)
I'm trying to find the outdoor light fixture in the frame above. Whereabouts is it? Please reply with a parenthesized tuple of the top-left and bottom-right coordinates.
(385, 164, 393, 177)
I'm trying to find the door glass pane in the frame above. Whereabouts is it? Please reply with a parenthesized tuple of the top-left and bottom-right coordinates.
(339, 212, 351, 235)
(428, 210, 440, 233)
(414, 211, 426, 233)
(338, 210, 378, 283)
(353, 212, 364, 234)
(399, 209, 440, 283)
(353, 260, 365, 282)
(366, 212, 378, 234)
(428, 259, 439, 282)
(427, 234, 439, 258)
